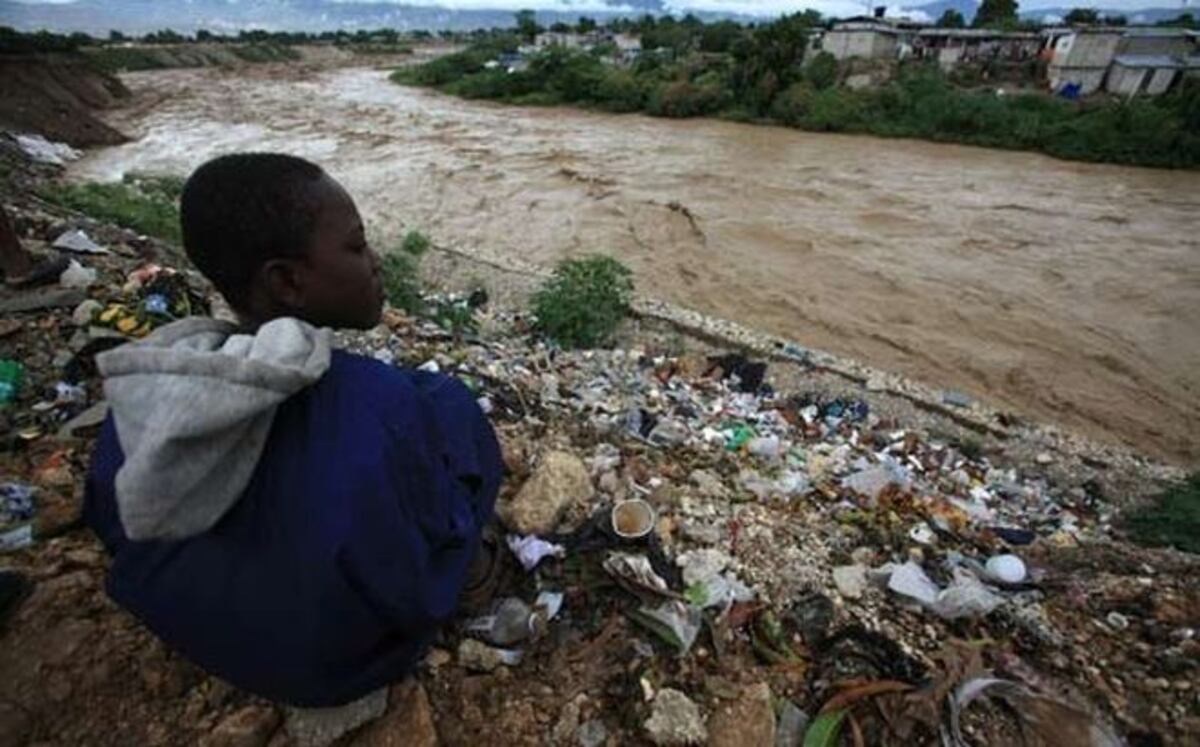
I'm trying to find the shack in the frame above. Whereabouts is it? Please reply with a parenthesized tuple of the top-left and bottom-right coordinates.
(1106, 54, 1200, 95)
(915, 28, 1042, 69)
(822, 19, 905, 61)
(1047, 28, 1123, 94)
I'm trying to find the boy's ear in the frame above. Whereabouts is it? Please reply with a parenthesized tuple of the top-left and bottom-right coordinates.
(259, 258, 306, 311)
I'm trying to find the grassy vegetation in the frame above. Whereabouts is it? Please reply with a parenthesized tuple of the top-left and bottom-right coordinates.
(395, 34, 1200, 169)
(532, 255, 634, 348)
(381, 229, 430, 316)
(1124, 473, 1200, 554)
(37, 173, 182, 243)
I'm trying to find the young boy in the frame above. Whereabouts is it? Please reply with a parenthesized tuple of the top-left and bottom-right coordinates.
(83, 153, 502, 707)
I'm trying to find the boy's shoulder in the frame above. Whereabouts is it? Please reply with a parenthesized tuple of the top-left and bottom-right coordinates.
(315, 350, 475, 413)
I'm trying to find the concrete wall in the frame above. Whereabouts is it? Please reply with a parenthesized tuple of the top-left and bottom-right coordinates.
(824, 30, 896, 61)
(1048, 65, 1107, 94)
(1054, 32, 1121, 68)
(1104, 64, 1179, 96)
(1148, 67, 1178, 95)
(1106, 64, 1146, 95)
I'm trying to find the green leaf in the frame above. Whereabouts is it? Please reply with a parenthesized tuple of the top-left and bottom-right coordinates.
(802, 710, 846, 747)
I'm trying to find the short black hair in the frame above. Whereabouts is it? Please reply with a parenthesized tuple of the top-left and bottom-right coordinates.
(180, 153, 327, 307)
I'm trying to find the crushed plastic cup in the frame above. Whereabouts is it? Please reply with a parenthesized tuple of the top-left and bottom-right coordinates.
(612, 498, 655, 539)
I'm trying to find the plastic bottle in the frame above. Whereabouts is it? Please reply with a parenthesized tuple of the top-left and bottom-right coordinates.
(0, 360, 23, 404)
(468, 597, 547, 646)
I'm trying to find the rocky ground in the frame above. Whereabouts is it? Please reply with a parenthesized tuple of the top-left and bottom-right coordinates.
(0, 136, 1197, 747)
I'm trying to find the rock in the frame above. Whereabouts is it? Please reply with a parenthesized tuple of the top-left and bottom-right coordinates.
(644, 689, 706, 746)
(688, 469, 726, 498)
(285, 688, 388, 747)
(457, 639, 510, 673)
(1035, 452, 1054, 465)
(202, 706, 281, 747)
(0, 701, 32, 747)
(942, 390, 972, 408)
(832, 565, 867, 600)
(0, 288, 86, 314)
(33, 489, 82, 538)
(498, 451, 591, 534)
(708, 683, 775, 747)
(421, 647, 451, 672)
(576, 719, 607, 747)
(550, 695, 582, 744)
(351, 681, 438, 747)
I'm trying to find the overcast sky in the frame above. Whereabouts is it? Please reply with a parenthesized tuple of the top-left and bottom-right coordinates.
(6, 0, 1189, 15)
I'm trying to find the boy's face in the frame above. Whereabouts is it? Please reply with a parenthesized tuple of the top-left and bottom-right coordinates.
(285, 176, 384, 330)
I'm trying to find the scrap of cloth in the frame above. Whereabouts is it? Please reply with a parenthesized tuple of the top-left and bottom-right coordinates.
(84, 346, 502, 707)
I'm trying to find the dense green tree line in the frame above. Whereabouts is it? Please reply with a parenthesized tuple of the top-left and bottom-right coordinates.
(392, 13, 1200, 169)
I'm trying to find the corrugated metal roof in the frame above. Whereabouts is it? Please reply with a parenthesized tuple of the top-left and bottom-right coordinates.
(915, 29, 1039, 39)
(1113, 54, 1200, 69)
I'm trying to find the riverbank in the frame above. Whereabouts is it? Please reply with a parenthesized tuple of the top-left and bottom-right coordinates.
(392, 41, 1200, 170)
(2, 130, 1198, 744)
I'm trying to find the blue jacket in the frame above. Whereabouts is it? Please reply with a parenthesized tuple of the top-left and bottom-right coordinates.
(84, 351, 502, 706)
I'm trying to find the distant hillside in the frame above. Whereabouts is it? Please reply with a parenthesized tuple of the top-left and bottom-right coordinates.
(0, 0, 673, 34)
(1018, 6, 1193, 22)
(1, 0, 1192, 34)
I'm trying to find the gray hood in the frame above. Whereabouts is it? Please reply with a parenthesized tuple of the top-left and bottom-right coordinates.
(97, 316, 332, 541)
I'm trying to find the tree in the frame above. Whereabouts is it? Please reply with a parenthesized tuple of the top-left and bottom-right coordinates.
(108, 30, 126, 42)
(550, 22, 570, 33)
(731, 12, 815, 111)
(1102, 14, 1127, 25)
(699, 20, 742, 53)
(1157, 12, 1197, 28)
(1063, 8, 1099, 24)
(937, 9, 966, 27)
(972, 0, 1019, 28)
(576, 16, 597, 33)
(804, 51, 837, 90)
(515, 9, 540, 41)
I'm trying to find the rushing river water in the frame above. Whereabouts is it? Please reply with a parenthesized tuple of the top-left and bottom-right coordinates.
(73, 63, 1200, 464)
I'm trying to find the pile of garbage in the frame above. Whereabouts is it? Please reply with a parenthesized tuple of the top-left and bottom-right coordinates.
(0, 187, 1197, 746)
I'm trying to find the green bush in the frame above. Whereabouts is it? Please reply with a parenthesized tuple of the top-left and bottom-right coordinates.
(1123, 473, 1200, 553)
(647, 80, 730, 118)
(804, 51, 837, 90)
(37, 176, 181, 243)
(396, 35, 1200, 169)
(381, 230, 431, 315)
(769, 82, 816, 125)
(401, 229, 431, 256)
(595, 70, 647, 112)
(532, 256, 634, 348)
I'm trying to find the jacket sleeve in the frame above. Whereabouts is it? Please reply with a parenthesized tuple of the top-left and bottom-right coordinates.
(334, 371, 502, 635)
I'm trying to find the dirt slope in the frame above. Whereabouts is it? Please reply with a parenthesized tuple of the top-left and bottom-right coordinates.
(0, 54, 130, 146)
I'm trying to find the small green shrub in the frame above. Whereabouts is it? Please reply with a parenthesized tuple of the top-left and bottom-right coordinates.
(401, 229, 431, 256)
(37, 177, 181, 243)
(1123, 473, 1200, 554)
(804, 51, 838, 90)
(532, 255, 634, 348)
(381, 230, 432, 315)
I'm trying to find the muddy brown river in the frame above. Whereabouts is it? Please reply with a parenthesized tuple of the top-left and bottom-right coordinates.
(73, 63, 1200, 465)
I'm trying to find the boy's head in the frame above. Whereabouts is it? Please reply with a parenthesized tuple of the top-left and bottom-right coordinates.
(180, 153, 383, 330)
